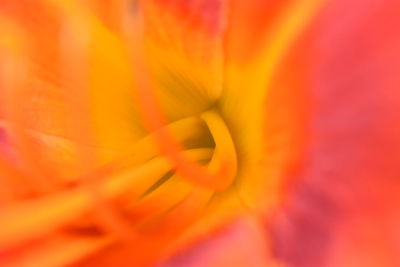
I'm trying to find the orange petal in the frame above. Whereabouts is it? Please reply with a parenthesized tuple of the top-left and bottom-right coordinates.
(224, 0, 292, 65)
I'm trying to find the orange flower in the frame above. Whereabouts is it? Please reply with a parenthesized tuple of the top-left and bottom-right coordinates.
(1, 0, 399, 266)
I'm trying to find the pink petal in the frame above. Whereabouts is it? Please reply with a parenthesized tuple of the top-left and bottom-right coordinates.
(158, 216, 278, 267)
(271, 0, 400, 266)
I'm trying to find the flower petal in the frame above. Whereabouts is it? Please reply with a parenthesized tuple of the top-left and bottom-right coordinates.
(222, 0, 325, 210)
(141, 0, 225, 121)
(271, 0, 400, 266)
(156, 216, 279, 267)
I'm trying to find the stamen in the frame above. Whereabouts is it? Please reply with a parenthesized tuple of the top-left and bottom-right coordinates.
(123, 110, 237, 224)
(112, 116, 206, 169)
(125, 174, 193, 220)
(0, 148, 213, 250)
(0, 1, 243, 265)
(198, 109, 237, 190)
(116, 187, 215, 266)
(1, 234, 112, 267)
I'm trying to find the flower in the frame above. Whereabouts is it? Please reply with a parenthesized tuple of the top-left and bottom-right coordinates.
(1, 0, 400, 267)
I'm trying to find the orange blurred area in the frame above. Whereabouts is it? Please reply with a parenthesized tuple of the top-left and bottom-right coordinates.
(1, 0, 400, 266)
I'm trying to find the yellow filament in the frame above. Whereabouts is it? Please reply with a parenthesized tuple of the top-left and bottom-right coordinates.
(115, 116, 206, 168)
(126, 175, 194, 220)
(0, 116, 204, 186)
(0, 115, 205, 182)
(3, 235, 113, 267)
(122, 110, 237, 223)
(105, 148, 213, 198)
(0, 148, 212, 249)
(201, 110, 237, 190)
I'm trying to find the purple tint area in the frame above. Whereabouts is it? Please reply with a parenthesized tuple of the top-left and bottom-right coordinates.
(270, 0, 400, 266)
